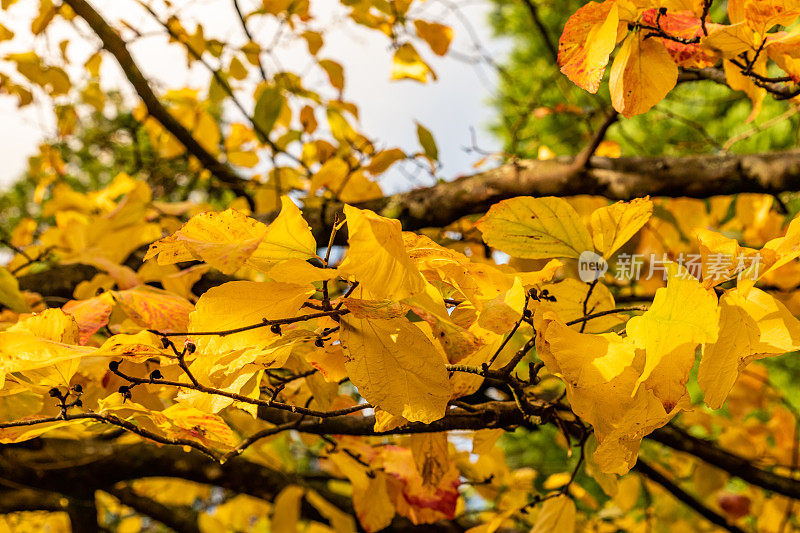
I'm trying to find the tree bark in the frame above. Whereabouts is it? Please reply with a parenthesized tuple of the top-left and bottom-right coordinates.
(303, 149, 800, 237)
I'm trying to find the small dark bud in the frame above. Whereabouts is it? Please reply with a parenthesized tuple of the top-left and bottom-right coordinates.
(184, 342, 196, 354)
(659, 6, 667, 14)
(118, 386, 130, 394)
(49, 387, 62, 398)
(108, 360, 120, 372)
(150, 369, 163, 380)
(74, 399, 83, 408)
(71, 384, 83, 393)
(270, 324, 282, 335)
(160, 337, 171, 349)
(523, 309, 532, 318)
(314, 338, 325, 348)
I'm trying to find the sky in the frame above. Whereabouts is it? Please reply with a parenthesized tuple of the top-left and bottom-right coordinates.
(0, 0, 509, 192)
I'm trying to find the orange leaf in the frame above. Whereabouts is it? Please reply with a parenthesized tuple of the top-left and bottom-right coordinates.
(609, 31, 678, 117)
(558, 0, 620, 93)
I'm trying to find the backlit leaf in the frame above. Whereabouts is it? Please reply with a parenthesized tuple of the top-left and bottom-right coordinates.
(340, 315, 451, 423)
(558, 0, 620, 93)
(476, 196, 593, 259)
(609, 31, 678, 118)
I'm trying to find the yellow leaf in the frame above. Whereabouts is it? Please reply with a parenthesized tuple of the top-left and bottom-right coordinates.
(589, 197, 653, 257)
(271, 486, 304, 533)
(339, 205, 426, 300)
(558, 0, 620, 93)
(228, 56, 248, 80)
(612, 475, 640, 511)
(353, 473, 395, 533)
(340, 315, 451, 423)
(189, 281, 315, 357)
(531, 495, 575, 533)
(743, 0, 800, 33)
(0, 419, 79, 444)
(367, 148, 406, 175)
(699, 287, 800, 409)
(724, 57, 766, 122)
(476, 196, 593, 259)
(0, 22, 14, 41)
(477, 277, 526, 334)
(319, 59, 345, 91)
(0, 266, 30, 313)
(341, 298, 410, 319)
(159, 404, 236, 449)
(145, 208, 267, 275)
(413, 20, 454, 56)
(310, 157, 350, 195)
(268, 259, 339, 285)
(609, 32, 678, 118)
(301, 30, 323, 55)
(8, 308, 80, 344)
(391, 43, 436, 83)
(739, 216, 800, 293)
(246, 196, 318, 271)
(31, 0, 56, 34)
(627, 264, 718, 403)
(702, 22, 757, 58)
(537, 313, 681, 474)
(306, 490, 356, 533)
(0, 331, 93, 388)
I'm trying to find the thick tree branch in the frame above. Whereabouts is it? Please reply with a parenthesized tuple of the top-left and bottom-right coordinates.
(303, 149, 800, 236)
(62, 0, 246, 190)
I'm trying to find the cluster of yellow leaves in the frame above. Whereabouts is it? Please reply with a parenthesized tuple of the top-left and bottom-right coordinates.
(1, 166, 800, 531)
(477, 194, 800, 475)
(559, 0, 800, 117)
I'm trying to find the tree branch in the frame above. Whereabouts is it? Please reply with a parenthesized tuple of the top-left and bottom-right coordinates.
(62, 0, 247, 191)
(303, 149, 800, 237)
(105, 485, 201, 533)
(634, 460, 747, 533)
(519, 0, 558, 65)
(649, 424, 800, 501)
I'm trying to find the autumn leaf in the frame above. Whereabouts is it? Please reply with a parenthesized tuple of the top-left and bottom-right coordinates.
(112, 286, 194, 333)
(413, 20, 454, 56)
(392, 43, 436, 83)
(189, 281, 314, 357)
(245, 196, 318, 271)
(699, 287, 800, 409)
(531, 495, 576, 533)
(609, 31, 678, 118)
(340, 315, 451, 423)
(144, 208, 267, 275)
(589, 197, 653, 258)
(626, 263, 719, 407)
(339, 205, 426, 300)
(476, 196, 594, 259)
(558, 0, 620, 93)
(0, 266, 30, 313)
